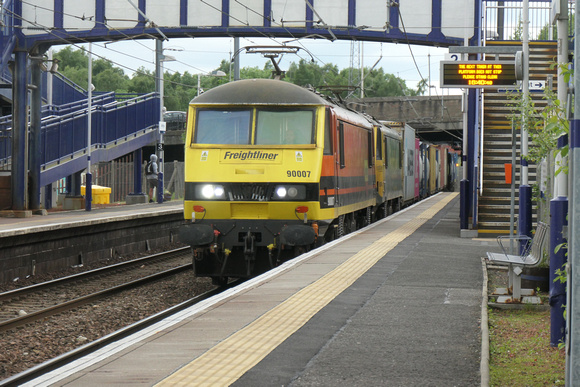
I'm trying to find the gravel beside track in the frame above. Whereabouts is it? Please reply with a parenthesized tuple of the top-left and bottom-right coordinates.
(0, 244, 215, 380)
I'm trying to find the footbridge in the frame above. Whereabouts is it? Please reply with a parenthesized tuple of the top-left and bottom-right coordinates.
(0, 91, 158, 187)
(0, 71, 160, 211)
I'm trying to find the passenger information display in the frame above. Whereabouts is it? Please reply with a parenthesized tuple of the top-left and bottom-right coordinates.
(440, 61, 518, 88)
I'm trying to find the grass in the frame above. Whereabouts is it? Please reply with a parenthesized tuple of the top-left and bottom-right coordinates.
(489, 307, 566, 386)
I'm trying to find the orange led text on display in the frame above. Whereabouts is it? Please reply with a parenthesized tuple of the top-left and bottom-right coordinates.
(440, 61, 517, 88)
(457, 63, 503, 86)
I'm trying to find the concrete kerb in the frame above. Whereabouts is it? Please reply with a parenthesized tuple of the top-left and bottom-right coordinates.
(481, 257, 490, 387)
(481, 258, 551, 387)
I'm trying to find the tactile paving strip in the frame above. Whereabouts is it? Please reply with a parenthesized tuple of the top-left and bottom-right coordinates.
(157, 193, 458, 386)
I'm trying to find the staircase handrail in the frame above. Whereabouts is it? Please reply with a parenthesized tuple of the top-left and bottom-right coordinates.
(0, 92, 117, 129)
(43, 92, 115, 116)
(40, 92, 159, 166)
(53, 71, 88, 95)
(1, 92, 160, 172)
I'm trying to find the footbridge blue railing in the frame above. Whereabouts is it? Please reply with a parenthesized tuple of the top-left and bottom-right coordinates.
(0, 92, 118, 165)
(0, 92, 160, 187)
(1, 66, 91, 107)
(44, 72, 89, 106)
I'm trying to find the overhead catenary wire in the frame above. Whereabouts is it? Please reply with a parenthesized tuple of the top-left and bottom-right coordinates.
(18, 0, 281, 81)
(5, 8, 205, 90)
(19, 1, 258, 87)
(10, 1, 455, 95)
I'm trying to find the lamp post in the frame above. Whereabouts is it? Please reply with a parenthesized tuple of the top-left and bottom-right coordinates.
(197, 70, 227, 96)
(156, 47, 176, 204)
(86, 43, 93, 211)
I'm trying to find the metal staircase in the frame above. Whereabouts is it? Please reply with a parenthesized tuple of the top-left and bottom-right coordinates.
(0, 0, 160, 204)
(478, 41, 557, 234)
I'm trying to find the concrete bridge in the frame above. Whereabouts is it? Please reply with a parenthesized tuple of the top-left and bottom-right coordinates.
(347, 95, 463, 145)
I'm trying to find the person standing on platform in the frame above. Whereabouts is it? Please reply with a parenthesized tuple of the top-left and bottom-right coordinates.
(146, 154, 159, 203)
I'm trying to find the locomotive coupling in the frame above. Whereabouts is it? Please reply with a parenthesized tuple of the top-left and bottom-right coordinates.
(178, 223, 214, 246)
(279, 225, 316, 247)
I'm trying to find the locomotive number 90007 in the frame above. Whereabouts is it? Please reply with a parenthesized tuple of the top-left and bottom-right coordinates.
(287, 170, 311, 178)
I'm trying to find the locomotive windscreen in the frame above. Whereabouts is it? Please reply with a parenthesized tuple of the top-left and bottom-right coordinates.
(255, 109, 315, 145)
(195, 109, 252, 144)
(194, 107, 315, 145)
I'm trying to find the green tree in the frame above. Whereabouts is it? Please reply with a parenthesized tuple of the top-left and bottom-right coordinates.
(54, 47, 129, 92)
(53, 46, 428, 104)
(362, 68, 418, 97)
(93, 67, 129, 92)
(54, 46, 88, 71)
(512, 16, 523, 40)
(127, 68, 155, 94)
(287, 59, 326, 86)
(240, 64, 271, 80)
(59, 66, 88, 89)
(538, 13, 573, 40)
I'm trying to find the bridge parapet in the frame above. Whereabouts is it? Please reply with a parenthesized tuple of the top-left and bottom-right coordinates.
(347, 95, 463, 144)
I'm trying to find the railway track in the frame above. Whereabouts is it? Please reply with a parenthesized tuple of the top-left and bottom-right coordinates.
(0, 245, 236, 385)
(0, 282, 233, 387)
(0, 247, 192, 333)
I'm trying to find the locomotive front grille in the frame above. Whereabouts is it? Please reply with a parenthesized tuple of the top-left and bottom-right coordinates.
(230, 183, 268, 201)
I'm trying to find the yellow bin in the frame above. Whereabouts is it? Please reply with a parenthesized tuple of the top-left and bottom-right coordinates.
(81, 185, 111, 204)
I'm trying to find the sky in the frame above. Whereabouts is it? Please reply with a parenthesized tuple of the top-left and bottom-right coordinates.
(64, 36, 461, 96)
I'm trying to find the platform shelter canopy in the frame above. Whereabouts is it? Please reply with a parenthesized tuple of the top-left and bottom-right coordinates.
(17, 0, 476, 48)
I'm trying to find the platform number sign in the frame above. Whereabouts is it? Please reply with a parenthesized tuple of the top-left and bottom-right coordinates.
(157, 143, 164, 151)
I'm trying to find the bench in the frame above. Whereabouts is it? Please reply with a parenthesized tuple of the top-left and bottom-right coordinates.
(486, 222, 549, 302)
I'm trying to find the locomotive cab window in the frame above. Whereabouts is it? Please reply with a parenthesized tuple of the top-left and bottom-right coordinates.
(384, 136, 388, 167)
(375, 129, 382, 160)
(255, 109, 315, 145)
(338, 121, 345, 169)
(367, 131, 374, 167)
(194, 109, 252, 144)
(323, 108, 332, 155)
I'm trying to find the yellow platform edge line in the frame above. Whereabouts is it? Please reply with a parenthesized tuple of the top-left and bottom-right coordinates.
(156, 192, 457, 386)
(478, 229, 513, 234)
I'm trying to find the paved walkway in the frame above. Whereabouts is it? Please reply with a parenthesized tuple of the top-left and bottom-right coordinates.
(235, 193, 489, 386)
(23, 193, 496, 386)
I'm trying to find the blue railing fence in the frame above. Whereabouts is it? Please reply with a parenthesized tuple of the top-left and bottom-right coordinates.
(40, 92, 159, 167)
(0, 92, 160, 173)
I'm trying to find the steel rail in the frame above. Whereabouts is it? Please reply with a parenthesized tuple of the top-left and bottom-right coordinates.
(0, 246, 190, 302)
(0, 281, 241, 387)
(0, 264, 191, 333)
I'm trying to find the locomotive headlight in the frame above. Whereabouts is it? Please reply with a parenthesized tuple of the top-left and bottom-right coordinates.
(199, 184, 225, 199)
(214, 185, 225, 197)
(273, 185, 306, 200)
(276, 186, 287, 198)
(287, 187, 299, 198)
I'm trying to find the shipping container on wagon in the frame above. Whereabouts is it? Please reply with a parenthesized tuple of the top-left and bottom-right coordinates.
(439, 146, 447, 192)
(414, 138, 420, 199)
(381, 121, 417, 205)
(428, 145, 439, 195)
(419, 142, 430, 198)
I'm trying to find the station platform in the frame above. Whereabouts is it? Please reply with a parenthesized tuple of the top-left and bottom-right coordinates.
(21, 192, 494, 386)
(0, 200, 186, 283)
(0, 201, 183, 238)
